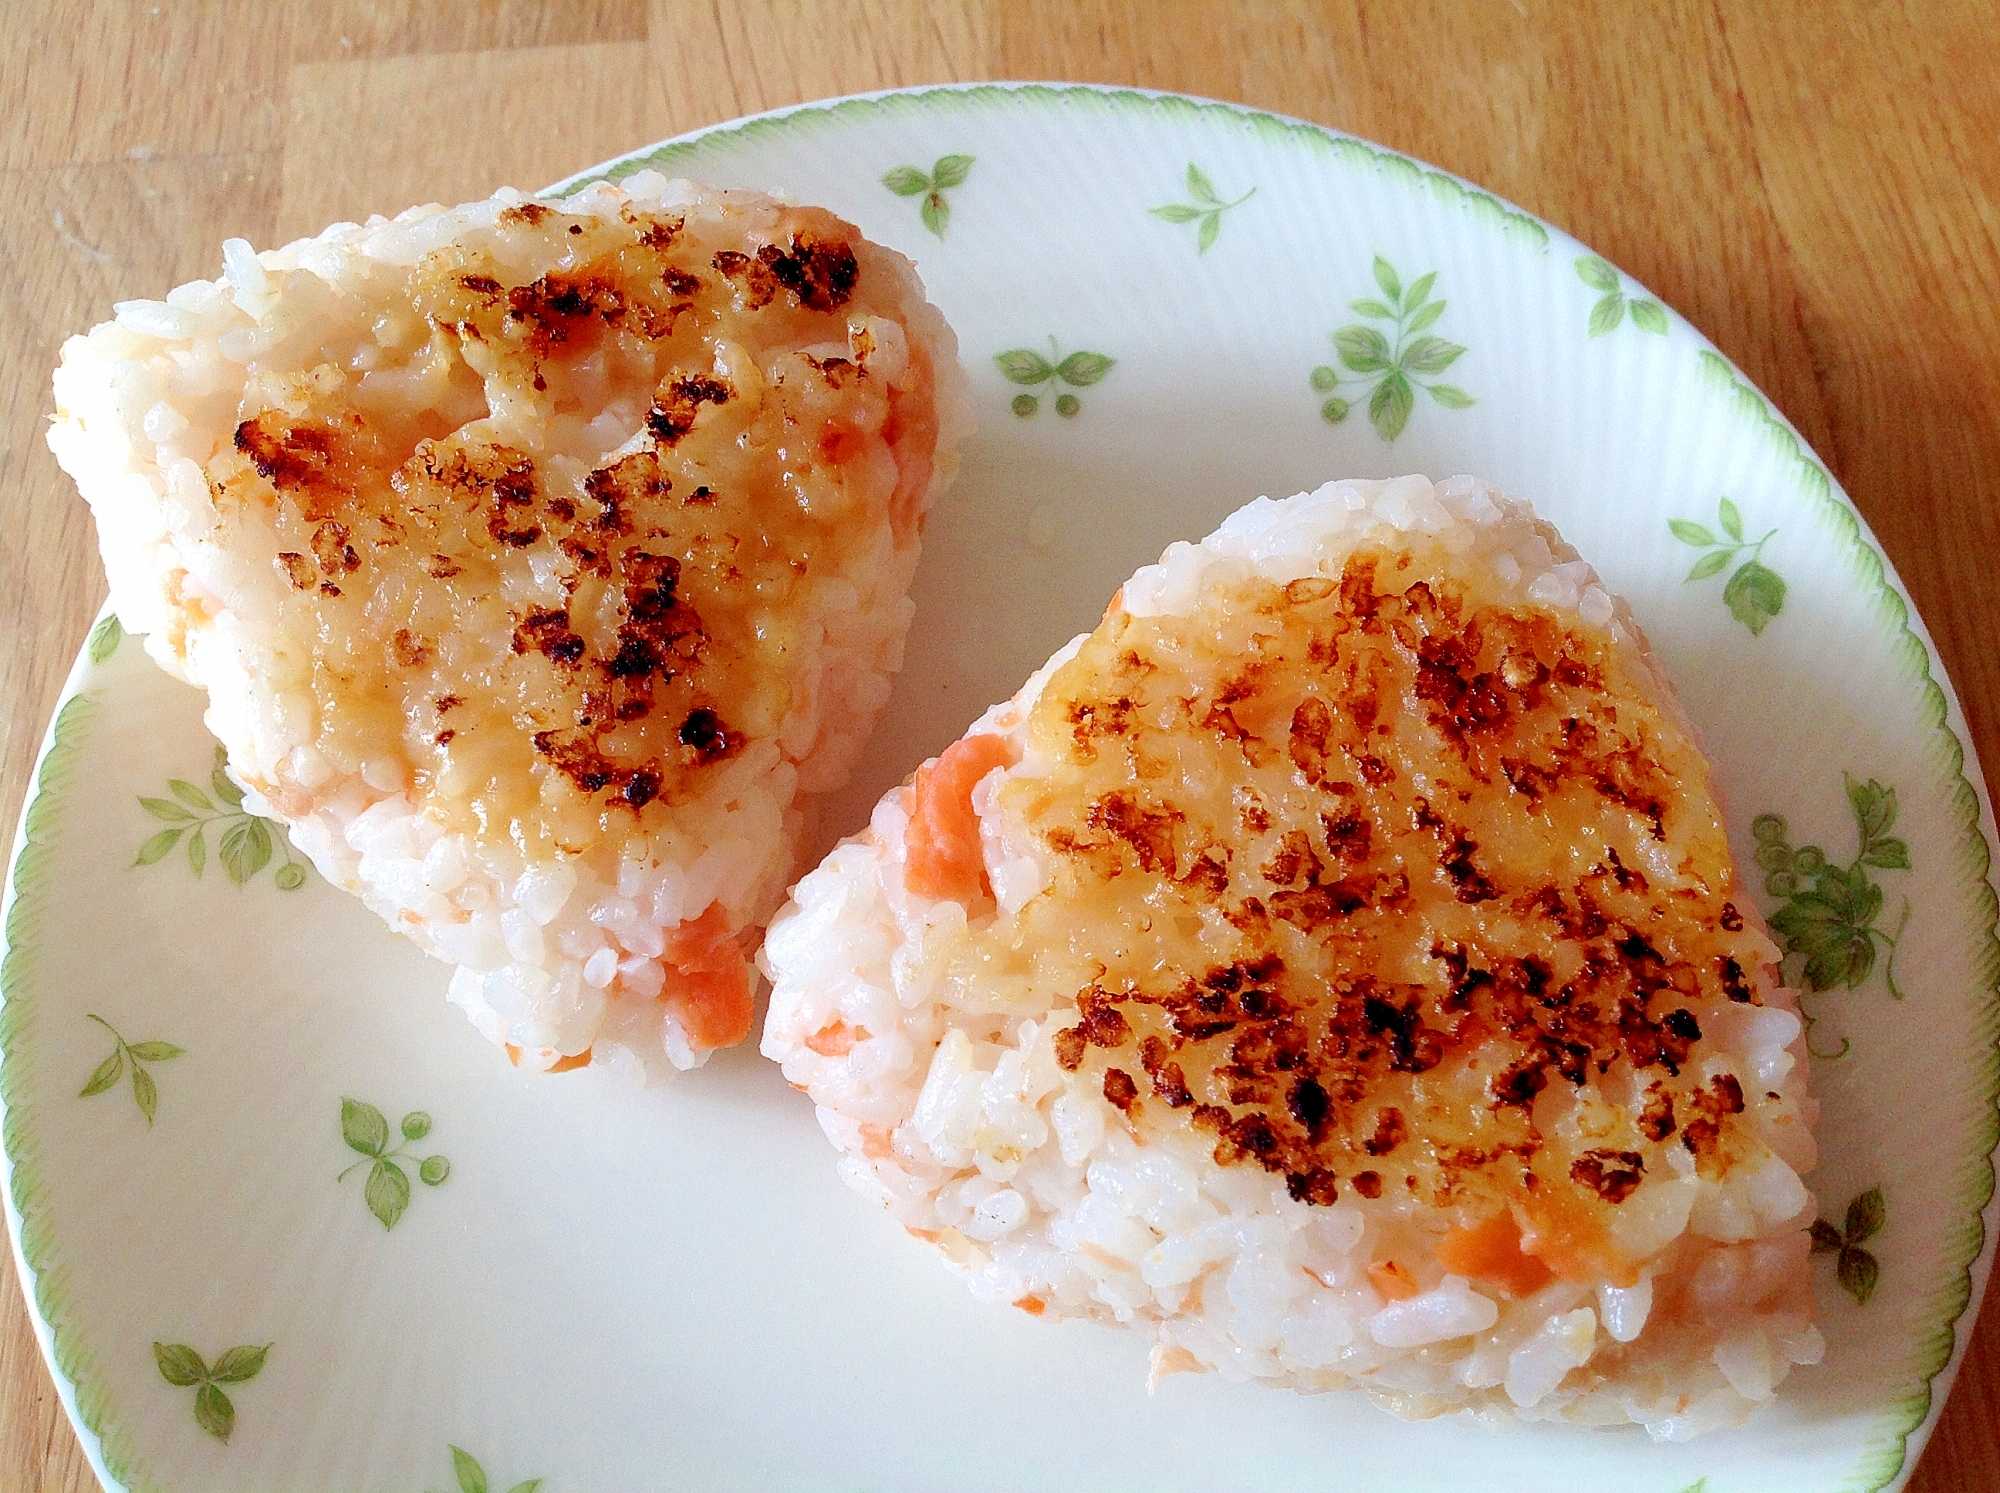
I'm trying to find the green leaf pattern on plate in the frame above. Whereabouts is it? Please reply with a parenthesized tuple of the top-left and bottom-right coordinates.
(1670, 496, 1786, 633)
(1309, 257, 1473, 440)
(882, 153, 973, 236)
(1576, 254, 1668, 336)
(995, 337, 1115, 418)
(1148, 161, 1255, 253)
(1812, 1186, 1887, 1304)
(135, 744, 308, 890)
(78, 1013, 183, 1126)
(1754, 775, 1912, 1058)
(152, 1340, 269, 1442)
(339, 1099, 451, 1230)
(86, 614, 124, 662)
(438, 1445, 543, 1493)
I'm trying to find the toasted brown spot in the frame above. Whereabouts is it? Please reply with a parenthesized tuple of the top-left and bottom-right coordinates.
(1681, 1073, 1747, 1178)
(636, 215, 683, 250)
(678, 707, 737, 764)
(235, 413, 368, 517)
(311, 520, 360, 574)
(1053, 1024, 1087, 1071)
(1639, 1082, 1676, 1140)
(1103, 1068, 1140, 1114)
(512, 607, 586, 666)
(1078, 990, 1133, 1049)
(391, 629, 432, 668)
(1151, 1061, 1192, 1106)
(1286, 1169, 1341, 1206)
(1089, 791, 1180, 875)
(1364, 1107, 1407, 1156)
(1570, 1148, 1645, 1203)
(645, 373, 732, 446)
(532, 729, 618, 794)
(711, 248, 776, 308)
(756, 232, 859, 311)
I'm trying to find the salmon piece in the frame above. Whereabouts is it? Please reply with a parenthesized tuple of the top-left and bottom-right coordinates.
(804, 1020, 864, 1056)
(859, 1124, 896, 1160)
(1517, 1189, 1641, 1288)
(904, 733, 1016, 903)
(660, 905, 755, 1051)
(1434, 1213, 1555, 1297)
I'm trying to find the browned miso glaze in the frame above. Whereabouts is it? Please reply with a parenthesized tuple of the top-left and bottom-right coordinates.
(994, 546, 1789, 1279)
(206, 200, 937, 852)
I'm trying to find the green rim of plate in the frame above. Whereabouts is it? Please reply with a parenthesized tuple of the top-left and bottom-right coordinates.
(3, 688, 162, 1492)
(5, 82, 1995, 1493)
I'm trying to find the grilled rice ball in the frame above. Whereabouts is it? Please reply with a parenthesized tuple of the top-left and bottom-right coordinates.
(763, 475, 1820, 1436)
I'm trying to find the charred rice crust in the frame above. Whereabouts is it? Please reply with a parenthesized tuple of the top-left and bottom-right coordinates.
(1023, 547, 1767, 1234)
(206, 203, 925, 846)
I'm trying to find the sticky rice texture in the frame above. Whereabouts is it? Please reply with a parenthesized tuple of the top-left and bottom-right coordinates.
(762, 475, 1821, 1436)
(51, 173, 968, 1079)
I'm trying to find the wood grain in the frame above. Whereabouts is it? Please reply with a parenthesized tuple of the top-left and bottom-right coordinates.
(3, 3, 1995, 1488)
(280, 41, 658, 236)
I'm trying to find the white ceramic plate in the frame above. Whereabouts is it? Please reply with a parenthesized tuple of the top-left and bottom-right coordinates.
(6, 84, 1997, 1493)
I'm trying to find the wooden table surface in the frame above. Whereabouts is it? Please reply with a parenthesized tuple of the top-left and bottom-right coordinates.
(3, 2, 1996, 1487)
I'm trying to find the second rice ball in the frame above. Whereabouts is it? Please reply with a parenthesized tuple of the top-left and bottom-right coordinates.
(761, 475, 1822, 1437)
